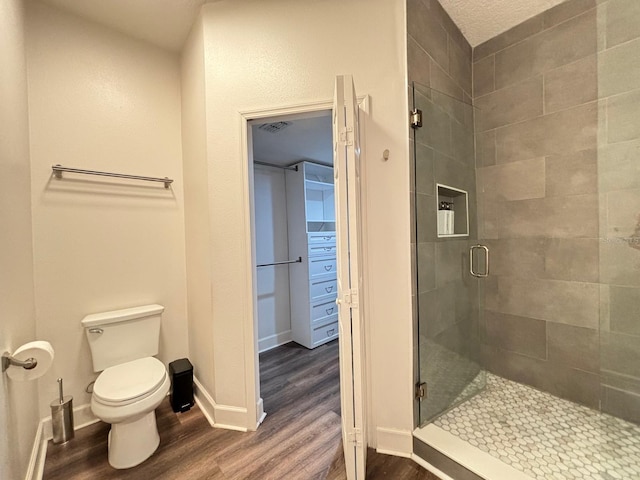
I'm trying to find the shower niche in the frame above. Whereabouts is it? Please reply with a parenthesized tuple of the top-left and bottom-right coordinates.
(436, 183, 468, 238)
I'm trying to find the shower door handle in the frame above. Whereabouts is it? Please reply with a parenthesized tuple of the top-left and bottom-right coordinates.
(469, 245, 489, 278)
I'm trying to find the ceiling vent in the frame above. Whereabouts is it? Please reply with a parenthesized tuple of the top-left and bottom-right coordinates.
(258, 121, 292, 133)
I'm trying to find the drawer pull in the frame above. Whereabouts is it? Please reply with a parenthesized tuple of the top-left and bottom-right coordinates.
(324, 265, 333, 271)
(325, 286, 334, 293)
(326, 328, 336, 337)
(326, 307, 334, 315)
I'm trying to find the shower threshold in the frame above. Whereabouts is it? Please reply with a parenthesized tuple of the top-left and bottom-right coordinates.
(413, 374, 640, 480)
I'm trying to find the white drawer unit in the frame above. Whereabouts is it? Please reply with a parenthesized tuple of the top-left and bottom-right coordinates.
(309, 256, 337, 278)
(309, 277, 338, 302)
(286, 161, 339, 349)
(312, 321, 339, 346)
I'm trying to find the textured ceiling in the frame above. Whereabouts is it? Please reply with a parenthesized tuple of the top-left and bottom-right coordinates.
(438, 0, 570, 46)
(39, 0, 208, 52)
(37, 0, 572, 53)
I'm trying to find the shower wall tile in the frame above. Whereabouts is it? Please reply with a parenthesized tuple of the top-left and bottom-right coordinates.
(601, 331, 640, 379)
(407, 0, 448, 71)
(475, 77, 543, 132)
(607, 89, 640, 144)
(598, 139, 640, 192)
(477, 157, 545, 202)
(544, 238, 600, 283)
(408, 36, 432, 88)
(496, 101, 598, 164)
(430, 59, 463, 101)
(547, 322, 599, 373)
(416, 193, 437, 242)
(483, 238, 545, 279)
(484, 310, 547, 360)
(472, 55, 494, 98)
(417, 242, 436, 293)
(449, 39, 472, 96)
(604, 188, 640, 238)
(473, 15, 544, 62)
(542, 0, 597, 29)
(493, 276, 600, 328)
(435, 240, 468, 286)
(434, 152, 475, 194)
(494, 10, 597, 89)
(415, 142, 435, 195)
(545, 149, 598, 197)
(544, 55, 598, 113)
(475, 130, 496, 167)
(609, 285, 640, 335)
(601, 386, 640, 424)
(598, 37, 640, 97)
(451, 122, 475, 166)
(606, 0, 640, 47)
(600, 240, 640, 287)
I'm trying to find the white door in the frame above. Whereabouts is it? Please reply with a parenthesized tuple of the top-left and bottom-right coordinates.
(333, 74, 367, 480)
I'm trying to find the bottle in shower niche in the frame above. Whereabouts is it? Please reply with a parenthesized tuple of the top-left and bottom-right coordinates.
(438, 201, 455, 235)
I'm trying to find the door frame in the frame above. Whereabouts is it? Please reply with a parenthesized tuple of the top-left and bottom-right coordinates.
(239, 96, 371, 436)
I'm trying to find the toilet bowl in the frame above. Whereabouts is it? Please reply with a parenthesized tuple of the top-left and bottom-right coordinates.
(91, 356, 170, 469)
(81, 304, 168, 469)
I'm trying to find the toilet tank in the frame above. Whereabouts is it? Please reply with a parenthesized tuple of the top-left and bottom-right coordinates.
(82, 304, 164, 372)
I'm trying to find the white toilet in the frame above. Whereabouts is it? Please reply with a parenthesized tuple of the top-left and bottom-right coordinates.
(82, 304, 170, 469)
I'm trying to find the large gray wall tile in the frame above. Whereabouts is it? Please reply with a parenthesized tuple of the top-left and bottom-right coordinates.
(598, 139, 640, 192)
(431, 59, 463, 101)
(475, 130, 496, 167)
(607, 89, 640, 144)
(474, 15, 545, 62)
(483, 238, 545, 279)
(598, 38, 640, 98)
(606, 0, 640, 48)
(484, 310, 547, 359)
(477, 158, 545, 202)
(544, 238, 600, 283)
(408, 36, 432, 86)
(543, 0, 597, 29)
(544, 55, 597, 113)
(547, 322, 599, 373)
(604, 188, 640, 239)
(473, 55, 494, 98)
(407, 0, 449, 71)
(496, 101, 597, 164)
(494, 10, 597, 89)
(449, 38, 472, 95)
(609, 285, 640, 335)
(600, 240, 640, 287)
(417, 242, 436, 293)
(545, 148, 598, 197)
(416, 193, 437, 242)
(494, 276, 600, 328)
(602, 386, 640, 424)
(436, 240, 468, 286)
(415, 143, 435, 195)
(601, 331, 640, 378)
(475, 77, 544, 132)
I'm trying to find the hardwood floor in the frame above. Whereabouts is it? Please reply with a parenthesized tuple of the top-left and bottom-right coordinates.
(43, 341, 440, 479)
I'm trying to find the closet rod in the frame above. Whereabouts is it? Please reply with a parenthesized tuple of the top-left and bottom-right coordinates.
(257, 257, 302, 268)
(254, 161, 298, 171)
(52, 164, 173, 188)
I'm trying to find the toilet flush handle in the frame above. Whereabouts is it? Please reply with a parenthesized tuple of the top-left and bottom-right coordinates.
(88, 328, 103, 335)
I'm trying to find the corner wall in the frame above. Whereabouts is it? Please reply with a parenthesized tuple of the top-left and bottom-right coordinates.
(0, 1, 39, 477)
(194, 0, 413, 449)
(25, 1, 189, 418)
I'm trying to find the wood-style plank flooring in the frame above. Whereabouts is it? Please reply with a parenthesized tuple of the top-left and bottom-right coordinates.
(44, 341, 440, 479)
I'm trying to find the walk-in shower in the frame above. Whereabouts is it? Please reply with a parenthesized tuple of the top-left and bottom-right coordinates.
(410, 0, 640, 478)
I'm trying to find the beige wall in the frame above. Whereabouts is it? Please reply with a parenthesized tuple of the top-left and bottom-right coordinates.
(181, 16, 217, 403)
(186, 0, 413, 449)
(25, 2, 189, 418)
(0, 1, 39, 477)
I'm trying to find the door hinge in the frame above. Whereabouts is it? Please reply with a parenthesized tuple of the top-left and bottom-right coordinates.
(348, 428, 363, 446)
(416, 382, 427, 401)
(340, 127, 354, 146)
(338, 289, 359, 308)
(410, 109, 422, 129)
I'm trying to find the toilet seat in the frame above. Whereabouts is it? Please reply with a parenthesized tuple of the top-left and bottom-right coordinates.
(94, 357, 166, 407)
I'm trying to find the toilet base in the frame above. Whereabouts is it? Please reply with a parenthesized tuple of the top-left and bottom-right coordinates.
(107, 410, 160, 469)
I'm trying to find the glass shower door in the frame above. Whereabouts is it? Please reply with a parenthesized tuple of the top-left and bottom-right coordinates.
(412, 82, 485, 425)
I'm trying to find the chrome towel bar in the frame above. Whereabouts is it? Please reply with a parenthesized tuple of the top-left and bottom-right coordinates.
(52, 164, 173, 188)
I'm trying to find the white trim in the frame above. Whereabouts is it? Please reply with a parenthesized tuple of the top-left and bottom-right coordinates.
(213, 404, 249, 432)
(24, 420, 46, 480)
(258, 330, 292, 353)
(255, 397, 266, 427)
(411, 453, 456, 480)
(193, 376, 216, 427)
(414, 424, 532, 480)
(375, 427, 413, 457)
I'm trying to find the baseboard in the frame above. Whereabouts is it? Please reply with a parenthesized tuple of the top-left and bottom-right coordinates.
(375, 427, 413, 457)
(24, 420, 46, 480)
(256, 397, 266, 428)
(193, 376, 248, 432)
(258, 330, 292, 353)
(26, 403, 99, 480)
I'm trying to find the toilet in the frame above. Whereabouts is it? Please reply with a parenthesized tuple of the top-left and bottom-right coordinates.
(82, 304, 170, 469)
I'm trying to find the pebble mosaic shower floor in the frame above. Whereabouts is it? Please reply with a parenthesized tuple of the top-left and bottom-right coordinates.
(433, 374, 640, 480)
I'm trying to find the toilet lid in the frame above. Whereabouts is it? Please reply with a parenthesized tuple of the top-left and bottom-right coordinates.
(94, 357, 166, 405)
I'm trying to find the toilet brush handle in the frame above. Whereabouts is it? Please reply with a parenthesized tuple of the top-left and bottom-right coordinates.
(58, 378, 63, 404)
